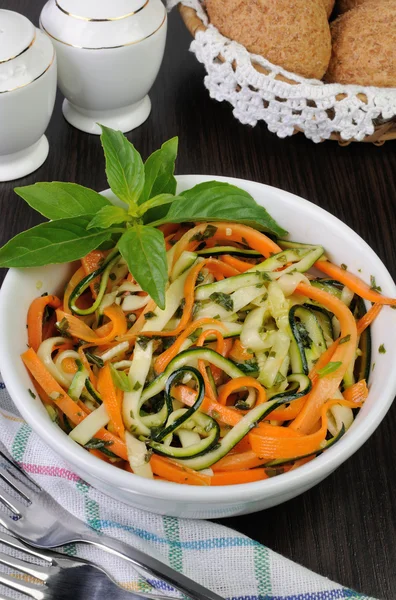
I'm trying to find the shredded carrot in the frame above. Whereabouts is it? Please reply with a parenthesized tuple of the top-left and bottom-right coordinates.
(290, 283, 358, 434)
(196, 328, 225, 396)
(251, 399, 361, 461)
(27, 295, 62, 352)
(213, 451, 266, 472)
(221, 254, 255, 273)
(229, 339, 255, 363)
(357, 303, 383, 335)
(56, 305, 127, 345)
(154, 318, 225, 374)
(97, 363, 125, 440)
(172, 222, 282, 266)
(315, 260, 396, 306)
(81, 250, 108, 299)
(173, 384, 242, 427)
(218, 377, 267, 407)
(211, 469, 268, 485)
(149, 455, 211, 486)
(343, 379, 368, 404)
(206, 259, 241, 279)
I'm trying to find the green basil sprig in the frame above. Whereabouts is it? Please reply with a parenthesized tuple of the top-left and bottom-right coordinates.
(0, 125, 287, 309)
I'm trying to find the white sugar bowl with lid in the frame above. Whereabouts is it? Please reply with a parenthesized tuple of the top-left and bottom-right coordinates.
(0, 10, 57, 182)
(40, 0, 167, 135)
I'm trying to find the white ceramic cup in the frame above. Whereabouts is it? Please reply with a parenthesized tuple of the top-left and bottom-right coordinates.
(40, 0, 167, 135)
(0, 10, 57, 182)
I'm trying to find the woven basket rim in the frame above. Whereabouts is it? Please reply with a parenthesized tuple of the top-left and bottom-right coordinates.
(179, 3, 396, 144)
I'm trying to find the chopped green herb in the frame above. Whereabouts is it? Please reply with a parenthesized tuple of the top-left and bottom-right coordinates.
(370, 275, 382, 293)
(94, 282, 101, 294)
(372, 362, 376, 371)
(144, 311, 156, 320)
(42, 304, 54, 324)
(77, 412, 83, 417)
(28, 388, 36, 399)
(213, 314, 221, 320)
(175, 298, 186, 319)
(109, 273, 116, 281)
(190, 224, 218, 242)
(84, 438, 114, 450)
(341, 264, 348, 270)
(162, 336, 177, 350)
(241, 237, 250, 248)
(317, 361, 343, 378)
(256, 283, 265, 289)
(378, 344, 386, 354)
(358, 269, 362, 273)
(269, 351, 276, 358)
(339, 334, 351, 345)
(110, 364, 133, 392)
(255, 270, 272, 282)
(189, 327, 203, 343)
(85, 351, 104, 368)
(56, 317, 72, 338)
(133, 381, 142, 391)
(137, 336, 151, 350)
(196, 272, 205, 285)
(209, 292, 234, 312)
(235, 401, 250, 410)
(277, 254, 288, 264)
(192, 301, 203, 317)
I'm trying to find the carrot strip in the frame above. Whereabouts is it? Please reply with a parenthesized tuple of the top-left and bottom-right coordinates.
(229, 339, 254, 363)
(290, 282, 358, 434)
(154, 318, 224, 374)
(343, 379, 368, 403)
(207, 260, 240, 279)
(60, 357, 79, 375)
(56, 305, 127, 345)
(78, 346, 97, 387)
(357, 303, 383, 335)
(149, 455, 211, 486)
(309, 339, 340, 387)
(266, 395, 307, 421)
(27, 295, 62, 352)
(315, 260, 396, 305)
(221, 255, 255, 273)
(63, 267, 86, 315)
(218, 377, 267, 406)
(97, 363, 125, 439)
(81, 250, 108, 299)
(22, 348, 128, 460)
(197, 329, 225, 395)
(251, 399, 361, 460)
(213, 451, 266, 472)
(211, 469, 268, 485)
(173, 384, 242, 427)
(173, 222, 282, 266)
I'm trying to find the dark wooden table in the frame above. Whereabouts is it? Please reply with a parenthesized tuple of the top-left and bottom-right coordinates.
(1, 2, 395, 598)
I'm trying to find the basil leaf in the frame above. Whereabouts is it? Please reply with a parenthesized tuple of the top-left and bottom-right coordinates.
(110, 364, 133, 392)
(139, 137, 178, 205)
(150, 181, 287, 237)
(87, 206, 129, 230)
(118, 225, 168, 309)
(0, 215, 112, 268)
(100, 125, 145, 207)
(317, 361, 343, 378)
(14, 182, 111, 220)
(138, 193, 178, 217)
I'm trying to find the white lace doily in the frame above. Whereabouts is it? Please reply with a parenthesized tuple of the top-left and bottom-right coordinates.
(167, 0, 396, 143)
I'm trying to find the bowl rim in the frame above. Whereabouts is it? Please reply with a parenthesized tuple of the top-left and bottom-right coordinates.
(1, 174, 396, 504)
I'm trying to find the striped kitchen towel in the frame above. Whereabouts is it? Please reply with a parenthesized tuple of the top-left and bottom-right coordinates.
(0, 378, 376, 600)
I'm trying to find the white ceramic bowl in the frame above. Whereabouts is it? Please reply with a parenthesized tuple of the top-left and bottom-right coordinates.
(1, 175, 395, 519)
(0, 10, 57, 182)
(40, 0, 167, 134)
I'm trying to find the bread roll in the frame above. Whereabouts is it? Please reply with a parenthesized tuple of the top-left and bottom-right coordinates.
(325, 0, 396, 86)
(206, 0, 331, 80)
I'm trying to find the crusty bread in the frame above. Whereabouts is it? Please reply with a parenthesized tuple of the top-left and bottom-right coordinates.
(206, 0, 331, 80)
(323, 0, 335, 17)
(325, 0, 396, 86)
(336, 0, 369, 13)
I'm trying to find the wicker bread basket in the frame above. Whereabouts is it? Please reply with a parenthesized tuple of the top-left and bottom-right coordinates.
(177, 3, 396, 145)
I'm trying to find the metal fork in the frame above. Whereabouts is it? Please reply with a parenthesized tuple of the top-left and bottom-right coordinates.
(0, 530, 178, 600)
(0, 449, 223, 600)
